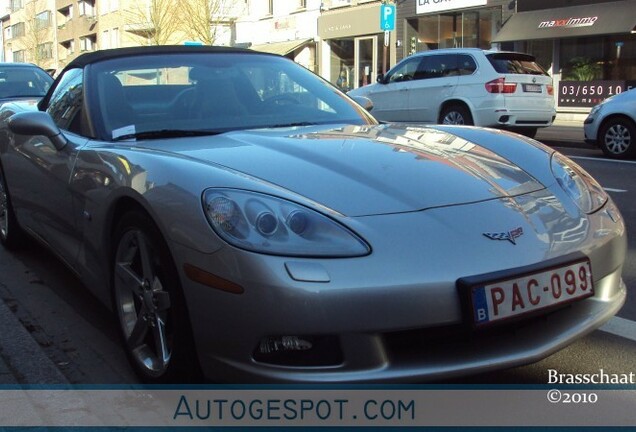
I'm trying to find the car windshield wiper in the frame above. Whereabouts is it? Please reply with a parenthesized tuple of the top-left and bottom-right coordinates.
(268, 122, 319, 128)
(113, 129, 224, 141)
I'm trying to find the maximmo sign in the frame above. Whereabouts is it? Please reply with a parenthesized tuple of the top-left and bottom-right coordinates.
(417, 0, 487, 15)
(538, 16, 598, 29)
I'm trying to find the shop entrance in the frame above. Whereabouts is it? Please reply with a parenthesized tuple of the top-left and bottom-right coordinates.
(355, 36, 379, 88)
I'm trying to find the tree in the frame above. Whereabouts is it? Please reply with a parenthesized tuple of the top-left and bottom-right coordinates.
(124, 0, 185, 46)
(14, 0, 53, 67)
(179, 0, 232, 46)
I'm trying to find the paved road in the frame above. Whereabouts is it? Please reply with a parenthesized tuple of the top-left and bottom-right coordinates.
(0, 133, 635, 385)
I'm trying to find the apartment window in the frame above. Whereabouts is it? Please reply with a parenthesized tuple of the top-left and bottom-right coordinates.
(102, 30, 110, 49)
(13, 50, 25, 62)
(78, 0, 95, 17)
(10, 0, 23, 12)
(35, 11, 52, 30)
(62, 39, 76, 55)
(10, 22, 25, 38)
(111, 28, 119, 48)
(80, 36, 95, 51)
(37, 42, 53, 60)
(299, 0, 306, 9)
(4, 27, 11, 40)
(268, 0, 273, 15)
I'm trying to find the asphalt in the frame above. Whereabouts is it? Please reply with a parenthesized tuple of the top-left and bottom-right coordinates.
(0, 117, 590, 386)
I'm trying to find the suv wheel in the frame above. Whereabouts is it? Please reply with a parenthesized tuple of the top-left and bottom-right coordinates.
(599, 117, 636, 159)
(440, 105, 473, 126)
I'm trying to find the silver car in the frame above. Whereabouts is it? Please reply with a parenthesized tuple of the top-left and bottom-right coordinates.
(584, 88, 636, 159)
(0, 46, 626, 383)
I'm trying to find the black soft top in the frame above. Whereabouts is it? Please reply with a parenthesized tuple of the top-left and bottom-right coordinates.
(63, 45, 262, 71)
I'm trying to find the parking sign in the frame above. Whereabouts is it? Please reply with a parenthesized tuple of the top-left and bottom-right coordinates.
(380, 4, 396, 31)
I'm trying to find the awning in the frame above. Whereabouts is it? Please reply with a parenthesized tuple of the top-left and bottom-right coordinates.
(493, 0, 636, 42)
(250, 39, 313, 56)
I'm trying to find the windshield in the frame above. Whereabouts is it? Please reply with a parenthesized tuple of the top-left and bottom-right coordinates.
(90, 52, 377, 141)
(0, 67, 53, 98)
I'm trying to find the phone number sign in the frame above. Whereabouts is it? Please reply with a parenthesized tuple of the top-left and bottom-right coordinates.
(559, 80, 636, 107)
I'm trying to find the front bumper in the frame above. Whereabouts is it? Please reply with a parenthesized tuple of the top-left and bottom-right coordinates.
(177, 191, 626, 383)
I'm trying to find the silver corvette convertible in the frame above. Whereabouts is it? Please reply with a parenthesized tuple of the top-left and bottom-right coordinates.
(0, 46, 626, 383)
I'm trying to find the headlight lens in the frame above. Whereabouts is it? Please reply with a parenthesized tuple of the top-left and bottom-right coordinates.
(203, 189, 370, 257)
(550, 153, 607, 213)
(587, 104, 602, 118)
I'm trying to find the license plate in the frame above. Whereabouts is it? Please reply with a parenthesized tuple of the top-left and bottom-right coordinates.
(523, 84, 542, 93)
(469, 260, 594, 327)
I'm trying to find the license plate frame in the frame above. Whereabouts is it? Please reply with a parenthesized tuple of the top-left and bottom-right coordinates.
(458, 256, 594, 328)
(523, 84, 542, 93)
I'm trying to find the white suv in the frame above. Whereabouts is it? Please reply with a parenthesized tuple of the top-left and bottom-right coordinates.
(348, 48, 556, 138)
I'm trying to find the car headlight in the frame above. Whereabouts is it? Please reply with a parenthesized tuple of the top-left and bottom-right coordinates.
(203, 189, 370, 257)
(550, 153, 607, 213)
(587, 104, 602, 118)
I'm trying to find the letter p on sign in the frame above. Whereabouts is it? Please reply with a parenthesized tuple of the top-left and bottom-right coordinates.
(380, 4, 396, 31)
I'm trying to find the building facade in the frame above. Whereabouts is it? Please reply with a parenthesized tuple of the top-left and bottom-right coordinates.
(235, 0, 320, 72)
(317, 0, 392, 92)
(396, 0, 514, 62)
(495, 0, 636, 112)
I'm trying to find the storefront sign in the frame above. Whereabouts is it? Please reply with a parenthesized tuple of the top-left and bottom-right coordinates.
(538, 16, 598, 29)
(416, 0, 487, 15)
(318, 6, 380, 39)
(559, 80, 636, 107)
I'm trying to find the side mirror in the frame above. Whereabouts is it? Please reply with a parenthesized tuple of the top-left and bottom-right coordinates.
(376, 74, 385, 84)
(8, 111, 67, 150)
(351, 96, 373, 112)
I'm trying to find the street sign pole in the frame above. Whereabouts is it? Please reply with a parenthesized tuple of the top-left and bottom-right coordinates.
(380, 5, 395, 77)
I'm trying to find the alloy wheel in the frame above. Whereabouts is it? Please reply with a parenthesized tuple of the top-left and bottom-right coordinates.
(114, 229, 173, 377)
(604, 123, 631, 155)
(443, 111, 465, 125)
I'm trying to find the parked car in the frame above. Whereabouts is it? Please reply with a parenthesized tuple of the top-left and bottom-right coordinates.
(0, 62, 53, 104)
(584, 88, 636, 159)
(348, 48, 556, 138)
(0, 46, 625, 383)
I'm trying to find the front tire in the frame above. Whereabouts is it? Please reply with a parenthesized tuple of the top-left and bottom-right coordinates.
(0, 162, 23, 249)
(112, 211, 200, 383)
(599, 117, 636, 159)
(440, 105, 473, 125)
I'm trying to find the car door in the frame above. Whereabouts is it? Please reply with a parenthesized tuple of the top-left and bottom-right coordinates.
(408, 54, 459, 123)
(363, 56, 422, 122)
(9, 68, 87, 267)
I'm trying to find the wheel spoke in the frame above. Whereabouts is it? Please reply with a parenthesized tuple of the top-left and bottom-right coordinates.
(115, 262, 144, 297)
(136, 232, 155, 282)
(153, 315, 171, 367)
(127, 308, 149, 350)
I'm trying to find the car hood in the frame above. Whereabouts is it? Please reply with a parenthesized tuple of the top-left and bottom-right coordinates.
(175, 124, 545, 217)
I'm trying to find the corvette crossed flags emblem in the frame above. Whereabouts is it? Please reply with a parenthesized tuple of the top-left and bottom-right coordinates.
(483, 227, 524, 245)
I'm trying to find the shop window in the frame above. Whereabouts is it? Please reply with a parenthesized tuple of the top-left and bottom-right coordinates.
(405, 7, 500, 56)
(329, 39, 354, 91)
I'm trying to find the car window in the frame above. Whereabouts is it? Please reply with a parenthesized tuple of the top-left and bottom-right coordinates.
(387, 57, 421, 83)
(457, 55, 477, 76)
(415, 54, 458, 79)
(46, 68, 84, 134)
(89, 53, 376, 141)
(486, 53, 548, 76)
(0, 67, 52, 98)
